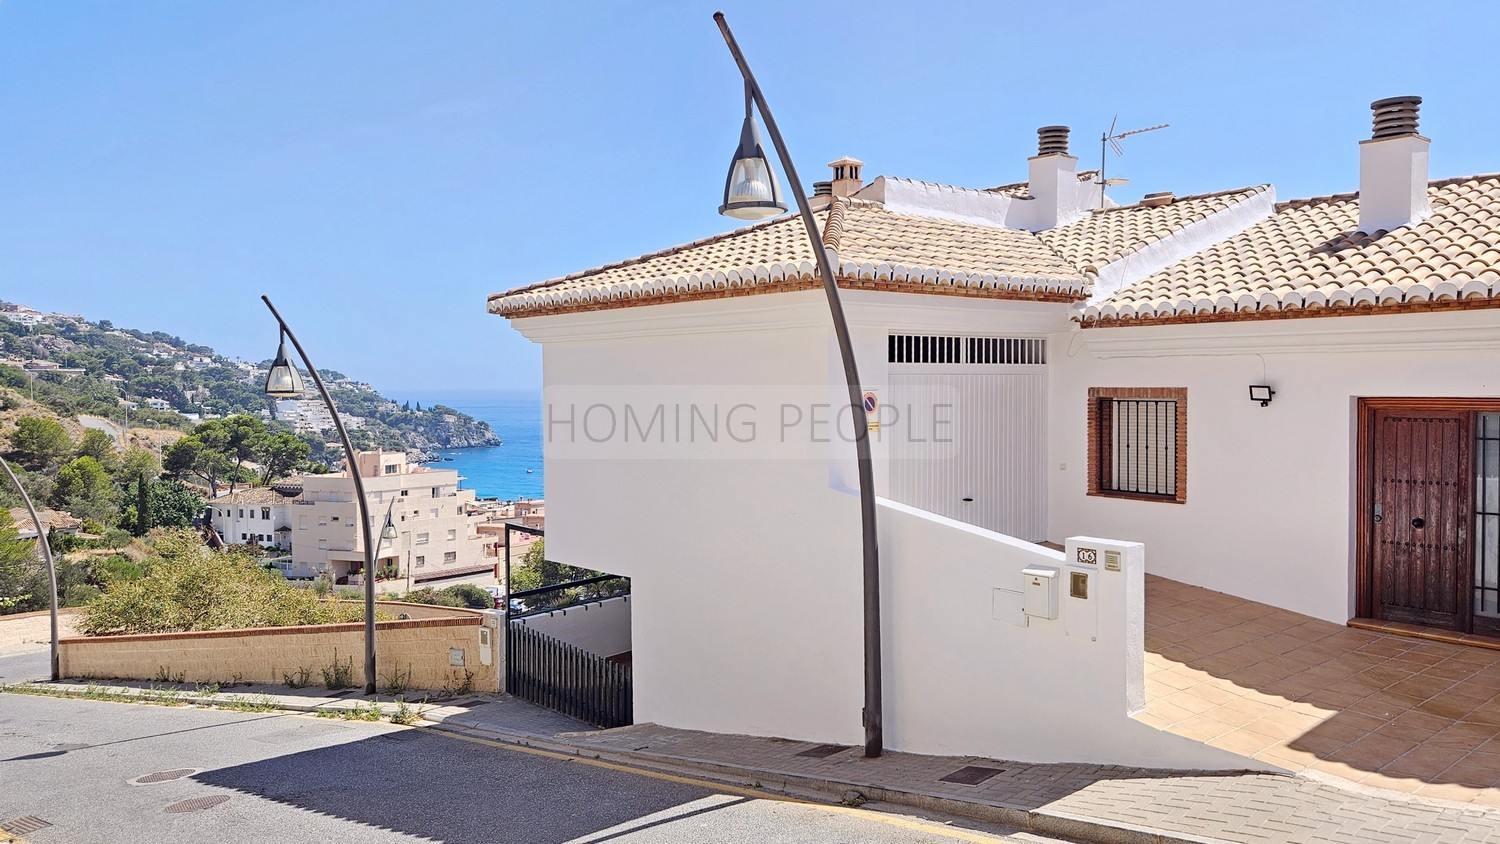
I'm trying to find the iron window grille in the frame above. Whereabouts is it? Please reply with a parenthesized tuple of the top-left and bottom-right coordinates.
(1088, 388, 1187, 503)
(888, 334, 1045, 365)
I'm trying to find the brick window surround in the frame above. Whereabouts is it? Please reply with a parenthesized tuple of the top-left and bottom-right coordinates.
(1087, 386, 1188, 504)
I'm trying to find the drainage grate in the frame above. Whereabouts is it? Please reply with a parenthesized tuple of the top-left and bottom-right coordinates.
(163, 795, 229, 814)
(1, 816, 52, 835)
(135, 768, 196, 784)
(795, 744, 850, 759)
(938, 765, 1006, 785)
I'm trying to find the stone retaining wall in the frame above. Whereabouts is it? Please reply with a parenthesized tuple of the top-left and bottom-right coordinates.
(57, 603, 499, 692)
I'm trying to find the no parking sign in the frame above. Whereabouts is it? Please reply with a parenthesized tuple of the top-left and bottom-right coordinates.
(862, 390, 879, 432)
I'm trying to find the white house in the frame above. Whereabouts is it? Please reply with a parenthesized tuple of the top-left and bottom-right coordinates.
(292, 452, 494, 585)
(487, 96, 1500, 767)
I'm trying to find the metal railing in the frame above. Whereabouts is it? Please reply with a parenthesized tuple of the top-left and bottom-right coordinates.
(506, 624, 632, 728)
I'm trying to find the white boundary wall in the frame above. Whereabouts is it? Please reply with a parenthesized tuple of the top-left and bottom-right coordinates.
(514, 596, 631, 658)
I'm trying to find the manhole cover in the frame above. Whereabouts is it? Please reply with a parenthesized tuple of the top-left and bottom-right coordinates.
(796, 743, 849, 759)
(135, 768, 196, 784)
(1, 816, 53, 834)
(163, 795, 229, 814)
(938, 765, 1006, 785)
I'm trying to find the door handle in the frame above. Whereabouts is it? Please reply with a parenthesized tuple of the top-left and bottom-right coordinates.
(1373, 503, 1382, 523)
(1411, 517, 1425, 529)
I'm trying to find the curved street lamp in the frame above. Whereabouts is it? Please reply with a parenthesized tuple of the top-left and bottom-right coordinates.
(0, 455, 60, 681)
(713, 12, 883, 758)
(260, 295, 379, 696)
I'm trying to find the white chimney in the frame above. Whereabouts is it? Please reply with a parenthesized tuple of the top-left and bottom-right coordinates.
(1026, 126, 1083, 231)
(1358, 96, 1431, 234)
(828, 156, 864, 198)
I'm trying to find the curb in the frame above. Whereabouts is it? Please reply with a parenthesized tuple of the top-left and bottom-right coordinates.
(421, 720, 1232, 844)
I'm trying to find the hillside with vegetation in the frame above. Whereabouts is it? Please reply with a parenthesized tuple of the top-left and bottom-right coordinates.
(0, 300, 500, 459)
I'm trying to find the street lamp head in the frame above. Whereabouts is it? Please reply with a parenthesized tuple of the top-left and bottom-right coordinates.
(381, 514, 398, 542)
(263, 331, 305, 398)
(720, 86, 787, 220)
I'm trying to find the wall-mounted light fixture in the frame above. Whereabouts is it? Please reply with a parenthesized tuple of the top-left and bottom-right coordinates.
(1248, 385, 1276, 407)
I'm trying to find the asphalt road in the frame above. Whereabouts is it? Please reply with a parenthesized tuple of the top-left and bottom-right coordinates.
(0, 693, 1064, 844)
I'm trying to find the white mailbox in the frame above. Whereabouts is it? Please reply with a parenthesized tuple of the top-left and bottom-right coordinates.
(1021, 566, 1059, 620)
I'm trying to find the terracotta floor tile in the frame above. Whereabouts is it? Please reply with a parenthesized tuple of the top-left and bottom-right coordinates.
(1432, 754, 1500, 788)
(1286, 729, 1356, 757)
(1240, 718, 1299, 743)
(1331, 735, 1418, 769)
(1208, 728, 1280, 757)
(1158, 690, 1218, 716)
(1171, 713, 1236, 741)
(1379, 744, 1470, 779)
(1144, 699, 1197, 725)
(1424, 722, 1500, 750)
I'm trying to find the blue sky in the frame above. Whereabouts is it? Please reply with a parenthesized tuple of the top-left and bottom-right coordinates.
(2, 1, 1495, 392)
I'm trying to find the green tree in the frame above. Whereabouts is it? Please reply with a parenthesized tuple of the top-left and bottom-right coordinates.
(77, 427, 120, 473)
(148, 479, 203, 529)
(222, 415, 266, 493)
(51, 456, 116, 522)
(0, 508, 41, 614)
(118, 448, 161, 535)
(10, 416, 72, 470)
(255, 431, 310, 484)
(163, 435, 229, 496)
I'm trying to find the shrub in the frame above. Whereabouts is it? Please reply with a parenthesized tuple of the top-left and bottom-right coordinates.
(77, 528, 384, 635)
(400, 587, 463, 608)
(441, 584, 492, 610)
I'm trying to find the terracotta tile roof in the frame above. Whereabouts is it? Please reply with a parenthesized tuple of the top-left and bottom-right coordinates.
(1042, 186, 1271, 270)
(828, 200, 1082, 284)
(210, 486, 303, 506)
(489, 198, 1087, 316)
(1081, 175, 1500, 325)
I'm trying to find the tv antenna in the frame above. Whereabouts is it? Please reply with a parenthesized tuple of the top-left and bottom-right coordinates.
(1098, 117, 1169, 209)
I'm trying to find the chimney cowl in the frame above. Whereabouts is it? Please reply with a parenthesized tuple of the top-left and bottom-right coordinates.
(812, 181, 833, 197)
(1370, 95, 1422, 140)
(1037, 125, 1070, 157)
(1139, 191, 1175, 207)
(828, 156, 864, 198)
(1358, 95, 1431, 233)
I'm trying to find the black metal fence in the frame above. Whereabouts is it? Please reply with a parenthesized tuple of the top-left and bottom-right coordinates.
(506, 624, 632, 728)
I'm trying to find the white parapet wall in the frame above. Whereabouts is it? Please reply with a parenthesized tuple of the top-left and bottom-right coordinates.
(878, 497, 1269, 770)
(513, 596, 631, 659)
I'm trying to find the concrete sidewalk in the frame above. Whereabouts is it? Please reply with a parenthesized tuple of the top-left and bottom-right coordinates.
(425, 698, 1500, 844)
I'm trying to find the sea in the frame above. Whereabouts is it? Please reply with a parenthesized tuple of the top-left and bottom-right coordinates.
(390, 389, 543, 501)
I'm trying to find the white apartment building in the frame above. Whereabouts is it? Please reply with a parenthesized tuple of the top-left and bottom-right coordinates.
(290, 451, 493, 585)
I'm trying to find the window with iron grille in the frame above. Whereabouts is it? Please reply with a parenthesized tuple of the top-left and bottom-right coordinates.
(888, 334, 1045, 365)
(1088, 388, 1187, 503)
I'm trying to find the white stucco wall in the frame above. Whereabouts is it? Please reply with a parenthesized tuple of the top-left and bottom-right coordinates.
(1047, 309, 1500, 623)
(509, 291, 1264, 769)
(515, 596, 631, 658)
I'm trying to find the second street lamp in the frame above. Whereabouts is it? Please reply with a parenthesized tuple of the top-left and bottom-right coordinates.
(713, 12, 884, 758)
(260, 295, 380, 696)
(0, 455, 60, 681)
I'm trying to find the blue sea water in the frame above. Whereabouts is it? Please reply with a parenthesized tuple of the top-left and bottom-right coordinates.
(390, 389, 543, 501)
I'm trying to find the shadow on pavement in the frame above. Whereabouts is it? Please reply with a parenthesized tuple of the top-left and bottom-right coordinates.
(193, 727, 721, 844)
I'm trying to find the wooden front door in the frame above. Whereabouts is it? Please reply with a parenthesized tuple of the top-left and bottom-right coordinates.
(1368, 408, 1472, 630)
